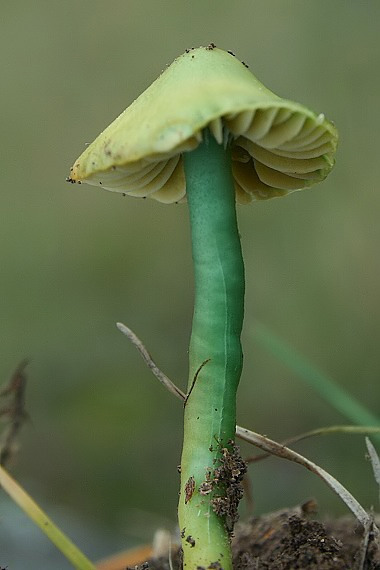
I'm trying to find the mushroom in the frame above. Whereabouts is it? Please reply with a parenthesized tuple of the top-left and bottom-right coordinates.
(68, 45, 338, 570)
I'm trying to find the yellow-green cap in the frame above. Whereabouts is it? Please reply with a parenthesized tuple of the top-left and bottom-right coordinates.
(68, 46, 337, 204)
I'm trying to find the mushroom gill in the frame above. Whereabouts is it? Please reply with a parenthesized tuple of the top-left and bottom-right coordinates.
(75, 108, 336, 205)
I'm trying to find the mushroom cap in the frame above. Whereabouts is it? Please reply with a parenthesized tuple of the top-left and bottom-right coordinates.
(68, 46, 338, 204)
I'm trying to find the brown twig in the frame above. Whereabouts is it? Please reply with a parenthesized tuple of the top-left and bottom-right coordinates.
(0, 359, 29, 466)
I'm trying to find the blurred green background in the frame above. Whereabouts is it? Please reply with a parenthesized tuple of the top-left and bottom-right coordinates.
(1, 1, 380, 567)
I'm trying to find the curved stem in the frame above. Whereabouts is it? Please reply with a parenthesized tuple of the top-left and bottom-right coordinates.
(178, 132, 245, 569)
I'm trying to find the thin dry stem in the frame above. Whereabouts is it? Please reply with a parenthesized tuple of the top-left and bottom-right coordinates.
(247, 425, 380, 465)
(116, 322, 185, 401)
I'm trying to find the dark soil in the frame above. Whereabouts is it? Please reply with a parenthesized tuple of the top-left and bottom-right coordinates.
(128, 503, 380, 570)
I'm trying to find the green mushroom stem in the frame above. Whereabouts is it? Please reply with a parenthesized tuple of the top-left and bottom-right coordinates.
(179, 131, 245, 569)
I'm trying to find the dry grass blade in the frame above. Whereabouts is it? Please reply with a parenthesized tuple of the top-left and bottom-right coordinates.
(366, 438, 380, 506)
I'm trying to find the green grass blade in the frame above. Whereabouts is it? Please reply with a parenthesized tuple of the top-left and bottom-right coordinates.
(251, 321, 380, 429)
(0, 464, 96, 570)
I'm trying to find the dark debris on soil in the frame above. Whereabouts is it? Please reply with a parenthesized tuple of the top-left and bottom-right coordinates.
(128, 503, 380, 570)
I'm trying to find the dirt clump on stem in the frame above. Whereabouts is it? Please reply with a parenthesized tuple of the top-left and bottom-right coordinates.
(200, 440, 247, 536)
